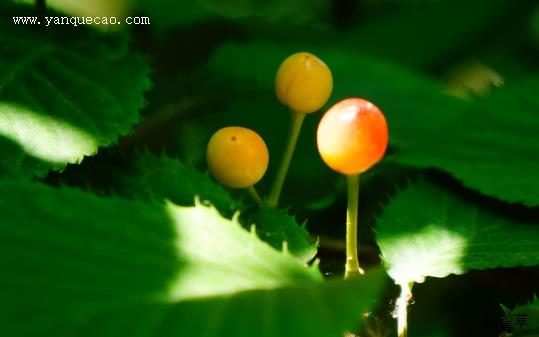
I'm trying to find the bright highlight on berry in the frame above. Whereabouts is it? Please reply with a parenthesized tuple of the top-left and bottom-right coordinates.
(206, 126, 269, 189)
(275, 52, 333, 114)
(317, 98, 388, 175)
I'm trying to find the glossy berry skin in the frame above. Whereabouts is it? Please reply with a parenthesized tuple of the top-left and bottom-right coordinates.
(275, 52, 333, 114)
(317, 98, 388, 175)
(207, 127, 269, 189)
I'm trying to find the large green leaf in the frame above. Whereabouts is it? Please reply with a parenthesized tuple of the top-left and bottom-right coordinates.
(0, 5, 150, 178)
(0, 179, 385, 337)
(395, 77, 539, 206)
(375, 179, 539, 285)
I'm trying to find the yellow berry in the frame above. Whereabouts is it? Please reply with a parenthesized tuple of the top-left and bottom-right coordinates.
(275, 52, 333, 114)
(206, 127, 269, 189)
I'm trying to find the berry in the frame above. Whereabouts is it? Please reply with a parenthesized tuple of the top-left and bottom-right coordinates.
(207, 126, 269, 189)
(317, 98, 388, 175)
(275, 52, 333, 114)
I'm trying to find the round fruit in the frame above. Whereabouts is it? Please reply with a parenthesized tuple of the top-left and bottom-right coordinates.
(207, 126, 269, 188)
(275, 52, 333, 114)
(317, 98, 388, 175)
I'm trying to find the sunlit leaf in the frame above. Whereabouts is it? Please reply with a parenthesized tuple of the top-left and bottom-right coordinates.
(0, 179, 385, 337)
(58, 151, 318, 262)
(0, 5, 150, 178)
(375, 179, 539, 285)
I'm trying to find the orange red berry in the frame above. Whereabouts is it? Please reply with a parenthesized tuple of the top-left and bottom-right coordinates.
(317, 98, 388, 175)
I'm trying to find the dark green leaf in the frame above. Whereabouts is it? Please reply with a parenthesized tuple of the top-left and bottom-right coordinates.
(241, 206, 317, 262)
(117, 151, 243, 215)
(344, 0, 515, 68)
(395, 77, 539, 206)
(134, 0, 329, 33)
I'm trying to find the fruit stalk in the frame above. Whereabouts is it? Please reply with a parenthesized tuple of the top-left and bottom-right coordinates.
(267, 111, 305, 207)
(397, 282, 413, 337)
(345, 174, 364, 278)
(247, 186, 262, 205)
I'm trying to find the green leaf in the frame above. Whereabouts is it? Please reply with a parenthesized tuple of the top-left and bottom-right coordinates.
(0, 179, 385, 337)
(501, 296, 539, 336)
(134, 0, 329, 32)
(115, 151, 243, 216)
(375, 179, 539, 285)
(0, 6, 150, 178)
(134, 0, 214, 32)
(14, 0, 131, 22)
(241, 206, 318, 262)
(395, 77, 539, 206)
(123, 152, 318, 262)
(343, 0, 515, 69)
(533, 6, 539, 48)
(61, 151, 317, 262)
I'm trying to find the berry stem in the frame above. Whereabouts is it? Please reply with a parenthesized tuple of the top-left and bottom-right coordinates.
(267, 111, 306, 208)
(247, 186, 262, 205)
(397, 282, 414, 337)
(344, 174, 364, 279)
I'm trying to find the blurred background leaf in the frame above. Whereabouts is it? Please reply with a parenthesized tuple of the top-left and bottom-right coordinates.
(134, 0, 331, 32)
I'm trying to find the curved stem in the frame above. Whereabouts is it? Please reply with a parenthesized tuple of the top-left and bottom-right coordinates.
(247, 186, 262, 205)
(344, 174, 364, 279)
(267, 111, 305, 208)
(397, 282, 414, 337)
